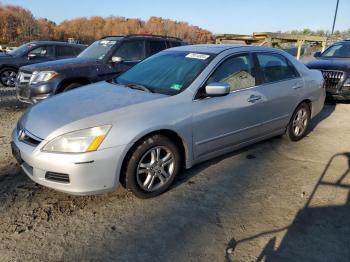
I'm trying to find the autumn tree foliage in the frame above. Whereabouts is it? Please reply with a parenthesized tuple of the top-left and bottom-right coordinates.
(0, 3, 213, 45)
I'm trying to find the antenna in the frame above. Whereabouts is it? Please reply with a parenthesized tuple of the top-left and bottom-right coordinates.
(331, 0, 340, 35)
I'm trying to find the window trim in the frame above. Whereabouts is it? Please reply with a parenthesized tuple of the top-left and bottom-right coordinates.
(253, 51, 301, 85)
(194, 52, 259, 100)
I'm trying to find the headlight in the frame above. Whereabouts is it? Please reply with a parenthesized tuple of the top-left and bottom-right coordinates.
(42, 125, 111, 153)
(30, 71, 59, 85)
(343, 76, 350, 87)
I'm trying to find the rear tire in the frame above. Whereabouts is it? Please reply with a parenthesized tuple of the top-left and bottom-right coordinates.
(0, 67, 17, 87)
(123, 134, 181, 199)
(286, 102, 311, 141)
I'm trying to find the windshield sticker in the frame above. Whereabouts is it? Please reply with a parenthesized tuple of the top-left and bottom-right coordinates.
(99, 40, 117, 46)
(186, 53, 210, 60)
(170, 83, 183, 91)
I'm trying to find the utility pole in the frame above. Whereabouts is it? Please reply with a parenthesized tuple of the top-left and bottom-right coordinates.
(331, 0, 339, 35)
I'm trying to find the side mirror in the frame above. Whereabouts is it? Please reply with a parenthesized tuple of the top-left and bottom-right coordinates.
(28, 53, 37, 60)
(205, 82, 230, 97)
(314, 51, 321, 58)
(111, 56, 123, 63)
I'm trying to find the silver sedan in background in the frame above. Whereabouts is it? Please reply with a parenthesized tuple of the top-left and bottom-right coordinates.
(11, 45, 325, 198)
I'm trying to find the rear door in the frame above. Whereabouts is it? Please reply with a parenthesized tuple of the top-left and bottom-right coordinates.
(254, 52, 303, 135)
(56, 45, 79, 59)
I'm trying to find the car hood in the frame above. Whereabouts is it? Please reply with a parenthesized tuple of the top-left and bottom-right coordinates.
(0, 52, 11, 57)
(0, 53, 13, 61)
(20, 81, 167, 139)
(306, 58, 350, 72)
(20, 57, 99, 72)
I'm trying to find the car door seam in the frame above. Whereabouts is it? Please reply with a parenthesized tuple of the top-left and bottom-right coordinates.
(195, 122, 262, 146)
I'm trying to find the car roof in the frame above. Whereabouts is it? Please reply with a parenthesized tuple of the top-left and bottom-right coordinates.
(102, 35, 184, 42)
(167, 44, 278, 54)
(29, 41, 85, 47)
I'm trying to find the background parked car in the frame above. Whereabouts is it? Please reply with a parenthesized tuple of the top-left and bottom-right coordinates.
(15, 34, 187, 103)
(0, 41, 86, 87)
(307, 40, 350, 101)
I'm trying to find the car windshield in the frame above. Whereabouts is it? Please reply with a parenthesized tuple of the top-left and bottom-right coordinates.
(321, 43, 350, 58)
(8, 43, 37, 56)
(78, 39, 121, 60)
(115, 51, 213, 95)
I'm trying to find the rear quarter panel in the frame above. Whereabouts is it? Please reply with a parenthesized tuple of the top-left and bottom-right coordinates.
(284, 52, 325, 118)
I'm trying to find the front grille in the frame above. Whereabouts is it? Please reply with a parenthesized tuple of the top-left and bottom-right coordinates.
(16, 71, 32, 99)
(17, 125, 43, 147)
(321, 70, 344, 90)
(45, 172, 70, 183)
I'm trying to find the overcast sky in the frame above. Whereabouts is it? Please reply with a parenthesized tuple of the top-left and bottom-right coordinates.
(3, 0, 349, 34)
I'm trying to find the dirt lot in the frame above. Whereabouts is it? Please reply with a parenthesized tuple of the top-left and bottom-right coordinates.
(0, 86, 349, 262)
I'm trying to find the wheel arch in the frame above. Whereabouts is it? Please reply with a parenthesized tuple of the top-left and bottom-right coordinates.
(299, 99, 312, 115)
(56, 77, 91, 93)
(288, 99, 312, 126)
(119, 128, 191, 185)
(0, 65, 18, 71)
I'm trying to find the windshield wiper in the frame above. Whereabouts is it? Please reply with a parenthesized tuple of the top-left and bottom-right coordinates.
(126, 83, 153, 93)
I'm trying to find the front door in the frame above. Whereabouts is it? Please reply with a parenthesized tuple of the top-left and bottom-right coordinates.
(101, 39, 146, 80)
(25, 45, 56, 65)
(192, 53, 264, 159)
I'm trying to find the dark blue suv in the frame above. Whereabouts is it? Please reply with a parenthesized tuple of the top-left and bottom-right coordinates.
(0, 41, 86, 87)
(16, 35, 187, 103)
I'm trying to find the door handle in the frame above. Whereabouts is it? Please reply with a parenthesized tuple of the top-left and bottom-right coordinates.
(247, 95, 262, 103)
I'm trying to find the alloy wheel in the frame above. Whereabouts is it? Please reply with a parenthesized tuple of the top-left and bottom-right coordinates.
(136, 146, 175, 192)
(292, 108, 308, 137)
(1, 70, 17, 86)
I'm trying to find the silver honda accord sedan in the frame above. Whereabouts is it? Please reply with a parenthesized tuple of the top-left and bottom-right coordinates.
(11, 45, 325, 198)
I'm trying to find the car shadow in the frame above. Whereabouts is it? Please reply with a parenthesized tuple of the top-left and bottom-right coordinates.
(174, 138, 278, 189)
(225, 152, 350, 262)
(306, 102, 336, 135)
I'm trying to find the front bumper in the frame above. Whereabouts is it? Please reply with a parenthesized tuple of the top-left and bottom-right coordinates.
(16, 79, 59, 104)
(11, 128, 129, 195)
(326, 89, 350, 101)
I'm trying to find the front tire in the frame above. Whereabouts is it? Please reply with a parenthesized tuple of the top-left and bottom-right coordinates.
(124, 135, 181, 199)
(0, 68, 17, 87)
(286, 102, 311, 141)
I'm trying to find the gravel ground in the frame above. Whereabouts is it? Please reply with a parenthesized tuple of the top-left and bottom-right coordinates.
(0, 86, 349, 262)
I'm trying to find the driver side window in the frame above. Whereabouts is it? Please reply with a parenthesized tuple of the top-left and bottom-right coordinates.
(113, 40, 145, 61)
(207, 54, 256, 91)
(28, 46, 55, 57)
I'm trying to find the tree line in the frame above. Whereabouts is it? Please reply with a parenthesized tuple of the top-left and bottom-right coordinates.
(1, 3, 350, 47)
(0, 4, 213, 45)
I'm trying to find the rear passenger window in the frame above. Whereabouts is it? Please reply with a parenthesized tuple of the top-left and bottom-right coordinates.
(149, 40, 167, 55)
(257, 53, 298, 83)
(168, 41, 181, 47)
(74, 47, 83, 55)
(57, 46, 77, 57)
(114, 40, 145, 61)
(207, 54, 256, 91)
